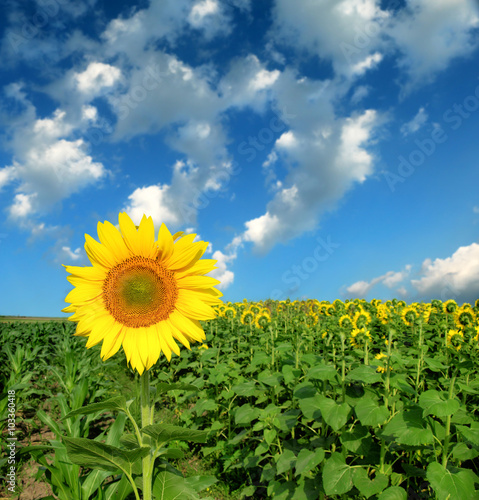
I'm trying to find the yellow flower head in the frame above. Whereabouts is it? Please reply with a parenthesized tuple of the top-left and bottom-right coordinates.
(241, 310, 255, 325)
(353, 310, 372, 328)
(63, 213, 222, 374)
(401, 306, 417, 326)
(339, 314, 353, 329)
(447, 329, 463, 350)
(223, 306, 237, 319)
(455, 307, 474, 327)
(350, 327, 372, 348)
(444, 299, 458, 314)
(254, 311, 271, 329)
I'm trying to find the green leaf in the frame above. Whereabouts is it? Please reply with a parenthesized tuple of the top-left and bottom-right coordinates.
(63, 396, 127, 419)
(184, 475, 217, 493)
(347, 365, 382, 384)
(355, 397, 390, 426)
(63, 437, 149, 476)
(156, 382, 199, 394)
(231, 381, 259, 396)
(353, 468, 389, 498)
(418, 390, 460, 418)
(452, 442, 479, 461)
(316, 395, 351, 431)
(306, 364, 338, 381)
(282, 365, 301, 385)
(377, 486, 407, 500)
(427, 463, 477, 500)
(456, 422, 479, 446)
(276, 449, 297, 475)
(382, 408, 434, 446)
(340, 425, 372, 455)
(295, 448, 325, 477)
(104, 475, 133, 500)
(194, 398, 218, 415)
(298, 395, 322, 420)
(322, 453, 354, 496)
(141, 423, 207, 445)
(264, 428, 277, 445)
(234, 403, 261, 425)
(423, 357, 447, 371)
(152, 465, 199, 500)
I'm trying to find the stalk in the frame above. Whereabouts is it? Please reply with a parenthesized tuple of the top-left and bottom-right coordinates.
(141, 370, 153, 500)
(380, 328, 393, 474)
(442, 369, 457, 468)
(415, 321, 423, 402)
(340, 333, 346, 403)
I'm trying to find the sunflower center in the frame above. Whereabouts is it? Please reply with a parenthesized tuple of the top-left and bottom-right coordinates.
(103, 256, 178, 327)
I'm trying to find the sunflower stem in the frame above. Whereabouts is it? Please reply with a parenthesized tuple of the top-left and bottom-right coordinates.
(141, 370, 153, 500)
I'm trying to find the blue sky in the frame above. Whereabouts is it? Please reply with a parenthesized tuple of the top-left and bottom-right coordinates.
(1, 0, 479, 316)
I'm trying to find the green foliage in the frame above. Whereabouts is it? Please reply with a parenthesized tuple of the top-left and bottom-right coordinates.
(3, 298, 479, 498)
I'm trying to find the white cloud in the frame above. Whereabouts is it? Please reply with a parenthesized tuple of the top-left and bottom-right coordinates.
(344, 266, 411, 298)
(411, 242, 479, 302)
(124, 184, 181, 227)
(102, 0, 193, 59)
(351, 52, 383, 75)
(271, 0, 389, 78)
(209, 249, 235, 290)
(74, 62, 121, 95)
(400, 107, 428, 136)
(61, 246, 82, 261)
(351, 85, 370, 104)
(388, 0, 479, 90)
(1, 102, 106, 220)
(219, 54, 280, 112)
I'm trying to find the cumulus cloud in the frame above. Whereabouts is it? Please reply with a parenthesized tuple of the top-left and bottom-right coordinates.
(411, 242, 479, 303)
(388, 0, 479, 90)
(0, 105, 106, 220)
(271, 0, 389, 78)
(239, 68, 382, 253)
(400, 107, 428, 136)
(344, 266, 412, 299)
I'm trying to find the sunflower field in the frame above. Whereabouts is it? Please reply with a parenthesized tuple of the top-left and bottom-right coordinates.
(2, 297, 479, 499)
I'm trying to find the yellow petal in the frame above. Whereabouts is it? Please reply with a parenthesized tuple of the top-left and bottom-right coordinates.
(167, 240, 208, 271)
(168, 310, 205, 342)
(137, 215, 157, 258)
(97, 221, 131, 264)
(176, 275, 221, 290)
(64, 265, 106, 280)
(156, 223, 174, 263)
(118, 212, 142, 256)
(84, 234, 117, 269)
(175, 289, 217, 320)
(166, 320, 191, 349)
(174, 259, 217, 278)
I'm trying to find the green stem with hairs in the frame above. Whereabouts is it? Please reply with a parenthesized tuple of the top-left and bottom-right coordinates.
(141, 370, 154, 500)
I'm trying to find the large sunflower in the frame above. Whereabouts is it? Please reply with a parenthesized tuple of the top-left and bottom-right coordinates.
(63, 213, 222, 374)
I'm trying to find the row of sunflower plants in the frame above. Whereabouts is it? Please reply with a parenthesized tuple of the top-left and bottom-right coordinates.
(0, 320, 139, 499)
(149, 298, 479, 499)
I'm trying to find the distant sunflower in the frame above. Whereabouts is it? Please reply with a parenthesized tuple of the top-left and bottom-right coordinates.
(339, 314, 353, 329)
(401, 306, 417, 326)
(241, 310, 255, 325)
(255, 310, 271, 329)
(443, 299, 458, 314)
(223, 306, 237, 319)
(350, 327, 372, 348)
(447, 329, 463, 351)
(63, 213, 222, 374)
